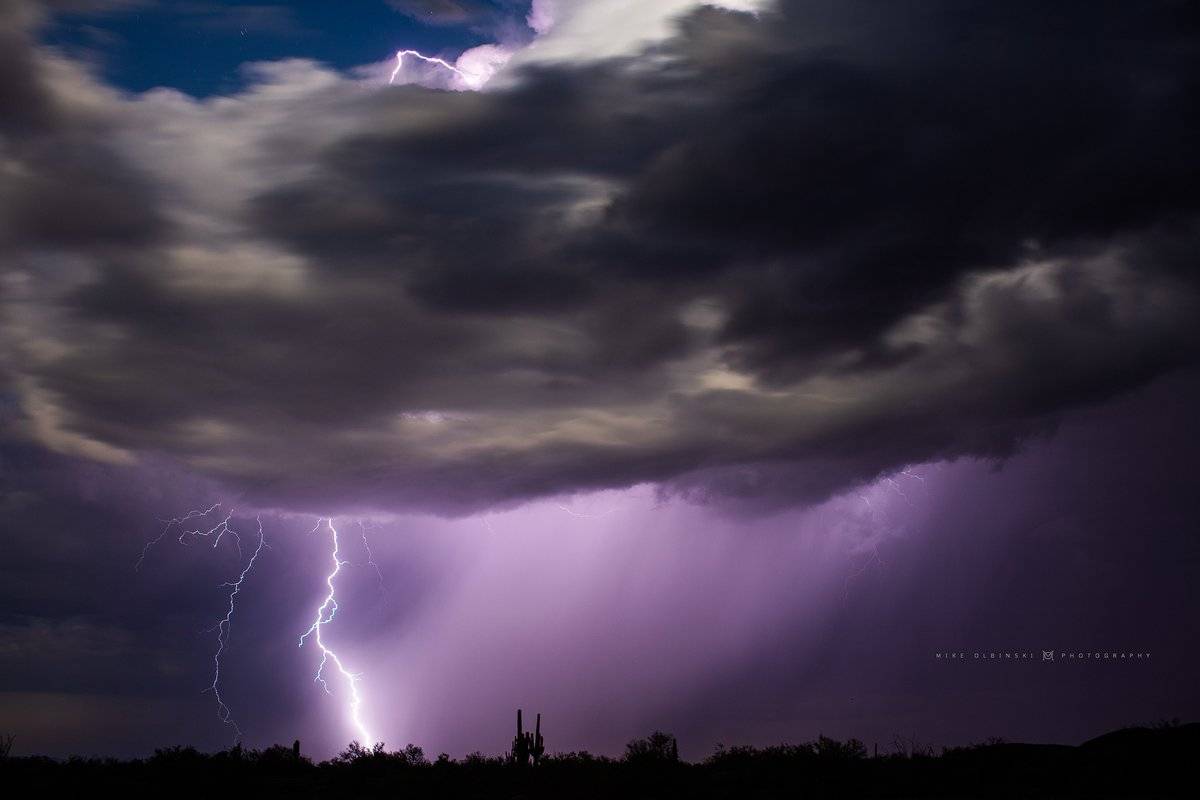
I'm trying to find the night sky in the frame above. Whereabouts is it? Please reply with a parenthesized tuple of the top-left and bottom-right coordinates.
(1, 0, 1199, 760)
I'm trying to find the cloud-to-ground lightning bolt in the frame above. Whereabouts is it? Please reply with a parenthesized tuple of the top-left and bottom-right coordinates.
(390, 49, 486, 88)
(205, 516, 266, 743)
(136, 503, 266, 740)
(300, 518, 374, 746)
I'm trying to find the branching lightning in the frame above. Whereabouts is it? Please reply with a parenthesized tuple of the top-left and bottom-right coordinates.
(900, 468, 929, 495)
(883, 477, 914, 508)
(842, 542, 886, 604)
(300, 518, 374, 746)
(138, 506, 382, 748)
(135, 502, 223, 571)
(178, 507, 243, 557)
(137, 503, 267, 742)
(205, 516, 267, 742)
(390, 49, 482, 88)
(844, 467, 932, 601)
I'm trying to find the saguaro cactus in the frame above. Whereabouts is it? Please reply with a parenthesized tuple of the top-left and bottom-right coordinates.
(510, 709, 545, 766)
(532, 713, 545, 766)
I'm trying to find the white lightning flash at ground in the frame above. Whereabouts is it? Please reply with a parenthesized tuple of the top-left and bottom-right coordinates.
(205, 517, 266, 743)
(300, 518, 374, 746)
(390, 49, 481, 89)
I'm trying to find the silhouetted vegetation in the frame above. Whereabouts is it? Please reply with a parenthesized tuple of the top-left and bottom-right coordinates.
(624, 730, 680, 765)
(1, 722, 1196, 797)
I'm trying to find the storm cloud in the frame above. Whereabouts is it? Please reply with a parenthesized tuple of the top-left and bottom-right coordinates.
(2, 0, 1198, 516)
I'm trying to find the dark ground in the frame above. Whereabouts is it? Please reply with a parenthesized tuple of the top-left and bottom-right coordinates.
(1, 721, 1196, 798)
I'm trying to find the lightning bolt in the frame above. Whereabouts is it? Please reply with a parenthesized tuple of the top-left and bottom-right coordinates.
(358, 521, 385, 595)
(178, 506, 243, 557)
(137, 503, 266, 741)
(300, 518, 374, 746)
(842, 539, 886, 604)
(883, 477, 914, 508)
(844, 467, 934, 601)
(205, 516, 266, 743)
(555, 503, 618, 520)
(135, 502, 222, 571)
(900, 468, 929, 495)
(390, 49, 482, 88)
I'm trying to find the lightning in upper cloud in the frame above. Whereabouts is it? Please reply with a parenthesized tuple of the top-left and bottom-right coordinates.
(391, 49, 469, 86)
(388, 48, 504, 90)
(205, 516, 267, 743)
(300, 518, 374, 746)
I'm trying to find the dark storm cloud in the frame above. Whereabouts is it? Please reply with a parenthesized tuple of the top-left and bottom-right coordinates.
(2, 0, 1198, 514)
(670, 3, 1200, 377)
